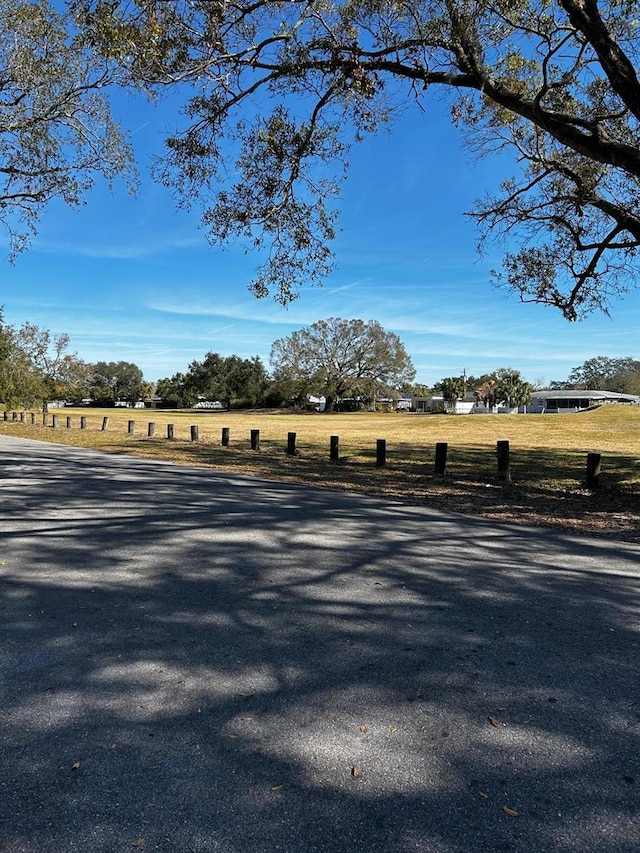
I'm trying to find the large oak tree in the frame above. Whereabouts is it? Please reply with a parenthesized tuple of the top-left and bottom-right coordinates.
(270, 317, 415, 412)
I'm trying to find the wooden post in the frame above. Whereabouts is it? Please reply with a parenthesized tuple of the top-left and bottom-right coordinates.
(376, 438, 386, 467)
(128, 420, 135, 435)
(586, 452, 601, 489)
(221, 427, 230, 446)
(190, 424, 199, 442)
(287, 432, 297, 456)
(250, 428, 260, 451)
(167, 423, 174, 440)
(80, 416, 87, 430)
(66, 416, 72, 429)
(330, 435, 339, 461)
(2, 411, 7, 420)
(20, 412, 25, 423)
(497, 440, 510, 482)
(101, 416, 109, 431)
(147, 422, 156, 437)
(42, 413, 48, 426)
(30, 412, 36, 425)
(12, 411, 17, 421)
(52, 414, 58, 429)
(434, 442, 448, 476)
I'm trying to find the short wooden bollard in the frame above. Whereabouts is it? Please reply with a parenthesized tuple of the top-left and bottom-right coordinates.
(52, 415, 59, 428)
(376, 438, 386, 467)
(2, 411, 7, 420)
(128, 420, 135, 435)
(330, 435, 339, 462)
(190, 424, 199, 442)
(80, 416, 87, 430)
(167, 424, 174, 440)
(434, 442, 448, 476)
(250, 429, 260, 451)
(586, 452, 601, 488)
(12, 411, 17, 421)
(221, 427, 230, 446)
(66, 416, 72, 429)
(20, 412, 25, 423)
(287, 432, 297, 456)
(42, 413, 48, 426)
(497, 439, 510, 482)
(101, 416, 109, 431)
(30, 412, 36, 425)
(148, 422, 156, 438)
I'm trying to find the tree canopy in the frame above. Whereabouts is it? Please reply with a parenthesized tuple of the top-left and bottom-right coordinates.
(92, 360, 145, 403)
(494, 368, 533, 408)
(0, 311, 91, 407)
(186, 352, 268, 408)
(565, 355, 640, 394)
(0, 0, 135, 258)
(156, 353, 268, 408)
(436, 376, 467, 409)
(67, 0, 640, 318)
(270, 317, 415, 412)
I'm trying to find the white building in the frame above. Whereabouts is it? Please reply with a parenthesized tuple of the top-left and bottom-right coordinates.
(528, 389, 640, 413)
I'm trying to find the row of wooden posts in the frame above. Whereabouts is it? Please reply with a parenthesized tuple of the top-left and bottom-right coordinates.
(3, 410, 603, 488)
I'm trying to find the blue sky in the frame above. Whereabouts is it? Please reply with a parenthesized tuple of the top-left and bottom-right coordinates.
(2, 86, 638, 387)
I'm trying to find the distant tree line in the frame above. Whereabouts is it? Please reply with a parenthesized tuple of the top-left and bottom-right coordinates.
(156, 318, 416, 413)
(3, 309, 636, 413)
(550, 357, 640, 396)
(0, 311, 149, 409)
(156, 354, 269, 410)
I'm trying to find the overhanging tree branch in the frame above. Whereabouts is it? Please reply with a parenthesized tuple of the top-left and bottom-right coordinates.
(7, 0, 640, 315)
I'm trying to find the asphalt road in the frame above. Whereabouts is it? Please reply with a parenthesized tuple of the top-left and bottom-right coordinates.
(1, 435, 639, 853)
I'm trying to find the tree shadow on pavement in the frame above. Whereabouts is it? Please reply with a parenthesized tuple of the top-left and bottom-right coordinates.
(1, 437, 639, 853)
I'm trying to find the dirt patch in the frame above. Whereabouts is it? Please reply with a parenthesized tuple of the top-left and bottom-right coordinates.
(404, 480, 640, 542)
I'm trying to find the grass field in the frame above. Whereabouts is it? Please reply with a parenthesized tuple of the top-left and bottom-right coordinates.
(1, 404, 639, 539)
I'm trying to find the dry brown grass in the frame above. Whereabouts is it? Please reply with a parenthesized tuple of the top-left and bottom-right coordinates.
(2, 405, 639, 540)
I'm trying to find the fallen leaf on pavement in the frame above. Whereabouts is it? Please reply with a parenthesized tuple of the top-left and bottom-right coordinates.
(271, 784, 284, 791)
(351, 767, 360, 778)
(71, 761, 81, 771)
(502, 806, 519, 817)
(478, 791, 489, 799)
(359, 725, 367, 733)
(488, 717, 500, 728)
(132, 839, 146, 847)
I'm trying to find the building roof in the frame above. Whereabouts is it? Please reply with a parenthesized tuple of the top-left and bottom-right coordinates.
(532, 389, 640, 402)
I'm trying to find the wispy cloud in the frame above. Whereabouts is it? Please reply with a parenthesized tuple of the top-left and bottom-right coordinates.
(148, 281, 364, 324)
(32, 234, 204, 260)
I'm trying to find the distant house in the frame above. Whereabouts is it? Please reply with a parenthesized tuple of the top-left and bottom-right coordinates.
(412, 393, 475, 414)
(395, 395, 413, 411)
(528, 389, 640, 413)
(306, 396, 326, 411)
